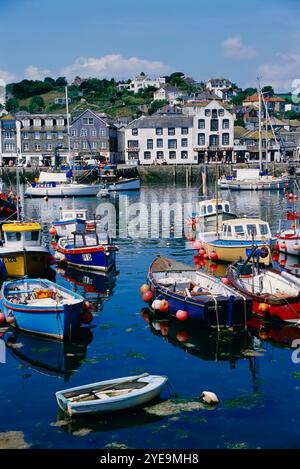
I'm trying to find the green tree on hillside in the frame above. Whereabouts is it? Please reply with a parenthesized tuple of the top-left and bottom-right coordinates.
(28, 95, 45, 113)
(5, 97, 20, 113)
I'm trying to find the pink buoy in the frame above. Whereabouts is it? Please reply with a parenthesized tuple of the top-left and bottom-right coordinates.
(49, 226, 57, 236)
(176, 309, 189, 321)
(209, 251, 218, 261)
(198, 248, 206, 257)
(193, 240, 202, 251)
(0, 313, 5, 324)
(280, 243, 286, 250)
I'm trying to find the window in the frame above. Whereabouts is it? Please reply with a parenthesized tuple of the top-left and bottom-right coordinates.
(198, 133, 205, 146)
(181, 151, 188, 159)
(224, 203, 230, 213)
(71, 129, 77, 137)
(156, 138, 163, 148)
(247, 224, 257, 236)
(46, 132, 52, 140)
(226, 225, 232, 237)
(181, 138, 188, 147)
(80, 129, 88, 137)
(83, 117, 94, 125)
(235, 225, 245, 236)
(144, 151, 151, 159)
(74, 142, 79, 149)
(35, 144, 41, 151)
(168, 128, 175, 135)
(46, 143, 52, 151)
(218, 109, 225, 117)
(45, 119, 52, 127)
(82, 142, 88, 150)
(156, 151, 163, 159)
(222, 119, 229, 129)
(198, 119, 205, 129)
(33, 119, 41, 127)
(91, 142, 97, 149)
(209, 135, 219, 146)
(147, 139, 153, 149)
(4, 131, 14, 138)
(57, 132, 63, 140)
(4, 143, 15, 151)
(169, 151, 176, 159)
(127, 140, 139, 148)
(132, 128, 138, 136)
(210, 119, 219, 131)
(222, 133, 230, 145)
(22, 132, 29, 140)
(100, 128, 106, 137)
(23, 143, 29, 151)
(156, 128, 163, 135)
(100, 142, 106, 150)
(6, 232, 21, 242)
(35, 132, 40, 140)
(128, 151, 139, 160)
(205, 109, 211, 117)
(91, 129, 97, 137)
(260, 224, 269, 236)
(168, 139, 177, 149)
(25, 231, 39, 241)
(23, 119, 30, 128)
(181, 127, 188, 135)
(212, 109, 218, 118)
(207, 205, 213, 214)
(57, 118, 65, 127)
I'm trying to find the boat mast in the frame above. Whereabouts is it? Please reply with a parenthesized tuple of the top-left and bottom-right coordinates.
(65, 86, 72, 167)
(215, 160, 219, 237)
(258, 78, 263, 172)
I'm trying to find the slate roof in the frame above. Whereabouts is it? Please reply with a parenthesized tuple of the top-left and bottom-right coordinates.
(127, 114, 193, 129)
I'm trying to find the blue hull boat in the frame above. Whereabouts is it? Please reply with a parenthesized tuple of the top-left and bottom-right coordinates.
(147, 257, 252, 328)
(0, 278, 85, 340)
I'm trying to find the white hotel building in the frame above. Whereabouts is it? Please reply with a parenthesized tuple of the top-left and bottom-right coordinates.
(125, 100, 234, 164)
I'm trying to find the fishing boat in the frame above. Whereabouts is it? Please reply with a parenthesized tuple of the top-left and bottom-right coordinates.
(98, 167, 140, 193)
(0, 278, 87, 340)
(218, 168, 287, 191)
(275, 211, 300, 256)
(25, 172, 101, 198)
(0, 222, 51, 277)
(0, 193, 18, 221)
(146, 256, 251, 328)
(56, 227, 118, 272)
(227, 258, 300, 323)
(199, 218, 273, 265)
(55, 373, 167, 416)
(186, 199, 237, 232)
(51, 208, 95, 238)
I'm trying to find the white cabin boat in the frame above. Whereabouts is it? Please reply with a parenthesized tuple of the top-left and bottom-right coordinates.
(52, 209, 95, 238)
(55, 373, 167, 416)
(25, 172, 101, 198)
(218, 168, 287, 191)
(196, 199, 236, 230)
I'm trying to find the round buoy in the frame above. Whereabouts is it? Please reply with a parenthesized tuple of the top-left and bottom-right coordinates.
(142, 291, 154, 303)
(193, 240, 202, 251)
(209, 263, 218, 272)
(159, 299, 169, 313)
(140, 284, 150, 294)
(0, 312, 5, 324)
(151, 299, 162, 310)
(198, 248, 206, 257)
(209, 251, 218, 261)
(259, 303, 269, 313)
(274, 242, 279, 251)
(48, 254, 56, 265)
(272, 251, 279, 262)
(221, 277, 231, 285)
(202, 252, 209, 259)
(49, 226, 57, 236)
(176, 330, 189, 342)
(44, 196, 48, 202)
(201, 391, 219, 405)
(6, 315, 15, 325)
(176, 309, 189, 321)
(280, 243, 286, 250)
(280, 259, 287, 267)
(81, 311, 93, 324)
(160, 322, 169, 336)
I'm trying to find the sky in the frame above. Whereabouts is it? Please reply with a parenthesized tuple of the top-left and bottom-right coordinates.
(1, 0, 300, 91)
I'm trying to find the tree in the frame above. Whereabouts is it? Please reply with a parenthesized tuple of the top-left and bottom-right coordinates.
(234, 118, 246, 128)
(55, 77, 68, 87)
(44, 76, 56, 87)
(148, 99, 169, 115)
(262, 85, 274, 95)
(28, 95, 45, 113)
(5, 97, 20, 113)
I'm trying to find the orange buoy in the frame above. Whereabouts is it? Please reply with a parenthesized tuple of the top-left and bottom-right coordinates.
(198, 248, 206, 257)
(151, 299, 162, 310)
(140, 284, 150, 294)
(176, 309, 189, 321)
(49, 226, 57, 236)
(209, 251, 218, 261)
(142, 291, 154, 303)
(160, 322, 169, 336)
(209, 263, 218, 272)
(159, 299, 169, 313)
(259, 303, 269, 313)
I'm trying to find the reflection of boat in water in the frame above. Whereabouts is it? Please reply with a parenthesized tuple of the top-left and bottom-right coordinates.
(141, 309, 253, 365)
(248, 316, 300, 348)
(272, 251, 300, 277)
(57, 265, 117, 295)
(4, 328, 93, 381)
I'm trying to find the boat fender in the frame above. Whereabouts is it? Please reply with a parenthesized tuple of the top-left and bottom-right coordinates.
(200, 391, 219, 405)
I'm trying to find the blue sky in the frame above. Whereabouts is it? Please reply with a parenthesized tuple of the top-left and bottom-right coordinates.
(1, 0, 300, 91)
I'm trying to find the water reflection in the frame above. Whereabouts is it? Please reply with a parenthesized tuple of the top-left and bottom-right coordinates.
(272, 251, 300, 277)
(4, 327, 93, 381)
(56, 264, 118, 295)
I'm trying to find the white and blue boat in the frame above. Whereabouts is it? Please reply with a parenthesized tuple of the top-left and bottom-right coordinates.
(0, 278, 85, 340)
(51, 208, 95, 238)
(56, 229, 118, 272)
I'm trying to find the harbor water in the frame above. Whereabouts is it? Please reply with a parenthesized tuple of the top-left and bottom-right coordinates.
(1, 183, 300, 449)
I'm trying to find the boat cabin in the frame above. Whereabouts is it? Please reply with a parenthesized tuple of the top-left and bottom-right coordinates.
(60, 209, 88, 222)
(2, 222, 42, 247)
(198, 199, 231, 217)
(220, 218, 272, 240)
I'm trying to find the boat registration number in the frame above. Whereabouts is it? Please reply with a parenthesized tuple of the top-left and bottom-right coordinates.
(82, 254, 92, 261)
(6, 257, 17, 263)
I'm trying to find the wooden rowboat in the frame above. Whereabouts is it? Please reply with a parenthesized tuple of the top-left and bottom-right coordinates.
(55, 373, 168, 416)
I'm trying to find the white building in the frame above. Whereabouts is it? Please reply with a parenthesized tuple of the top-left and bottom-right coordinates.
(118, 74, 166, 94)
(125, 114, 195, 165)
(0, 79, 6, 107)
(285, 103, 300, 113)
(206, 77, 235, 101)
(125, 100, 235, 164)
(153, 84, 182, 105)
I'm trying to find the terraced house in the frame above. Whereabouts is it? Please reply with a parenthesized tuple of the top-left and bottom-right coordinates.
(0, 114, 21, 165)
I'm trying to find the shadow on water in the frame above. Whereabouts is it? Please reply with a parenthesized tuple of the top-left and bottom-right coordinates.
(4, 327, 93, 382)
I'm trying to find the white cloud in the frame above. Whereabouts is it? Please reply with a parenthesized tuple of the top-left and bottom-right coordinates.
(0, 70, 16, 84)
(61, 54, 171, 80)
(258, 50, 300, 91)
(221, 36, 257, 60)
(24, 65, 52, 80)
